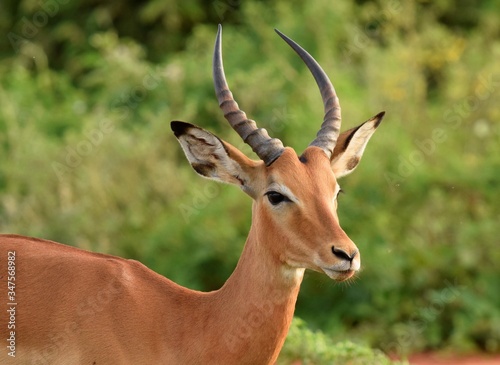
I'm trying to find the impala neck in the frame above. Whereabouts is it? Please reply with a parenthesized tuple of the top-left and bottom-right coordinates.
(212, 205, 305, 363)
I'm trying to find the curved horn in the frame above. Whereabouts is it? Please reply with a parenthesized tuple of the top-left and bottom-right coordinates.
(275, 29, 341, 159)
(213, 25, 284, 166)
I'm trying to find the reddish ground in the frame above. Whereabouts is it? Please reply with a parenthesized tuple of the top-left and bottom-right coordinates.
(408, 353, 500, 365)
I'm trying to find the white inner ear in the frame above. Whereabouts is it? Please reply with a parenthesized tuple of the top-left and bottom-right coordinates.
(180, 128, 225, 164)
(332, 122, 376, 178)
(177, 127, 248, 187)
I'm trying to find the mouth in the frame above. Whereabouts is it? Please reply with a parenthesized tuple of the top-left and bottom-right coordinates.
(322, 268, 356, 282)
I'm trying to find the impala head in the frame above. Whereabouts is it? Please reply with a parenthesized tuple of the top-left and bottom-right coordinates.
(172, 25, 384, 282)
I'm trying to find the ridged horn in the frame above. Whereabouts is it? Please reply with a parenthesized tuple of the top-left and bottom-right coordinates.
(275, 29, 341, 159)
(213, 25, 284, 166)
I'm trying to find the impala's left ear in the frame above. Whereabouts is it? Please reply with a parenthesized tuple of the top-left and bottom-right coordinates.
(331, 112, 385, 178)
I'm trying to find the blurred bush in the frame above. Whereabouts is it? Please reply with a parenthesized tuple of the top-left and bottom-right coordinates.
(281, 318, 408, 364)
(1, 0, 499, 361)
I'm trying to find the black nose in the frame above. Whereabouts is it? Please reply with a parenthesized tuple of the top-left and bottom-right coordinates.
(331, 246, 357, 261)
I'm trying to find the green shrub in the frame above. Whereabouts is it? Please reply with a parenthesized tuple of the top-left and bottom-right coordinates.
(279, 318, 407, 365)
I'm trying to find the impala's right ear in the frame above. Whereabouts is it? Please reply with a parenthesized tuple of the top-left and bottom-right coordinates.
(171, 121, 261, 197)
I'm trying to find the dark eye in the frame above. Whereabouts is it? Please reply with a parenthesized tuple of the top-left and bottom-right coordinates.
(266, 191, 288, 205)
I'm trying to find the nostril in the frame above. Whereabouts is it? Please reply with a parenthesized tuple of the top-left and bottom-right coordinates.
(331, 246, 356, 261)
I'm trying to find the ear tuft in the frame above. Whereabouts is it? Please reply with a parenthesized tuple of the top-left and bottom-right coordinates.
(372, 111, 385, 128)
(171, 121, 195, 138)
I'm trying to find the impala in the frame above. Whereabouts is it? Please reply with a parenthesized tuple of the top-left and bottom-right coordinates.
(0, 25, 384, 364)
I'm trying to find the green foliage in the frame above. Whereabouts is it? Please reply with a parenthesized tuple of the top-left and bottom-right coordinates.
(279, 318, 407, 365)
(1, 0, 500, 360)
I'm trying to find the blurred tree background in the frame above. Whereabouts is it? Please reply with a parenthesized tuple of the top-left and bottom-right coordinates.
(0, 0, 499, 363)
